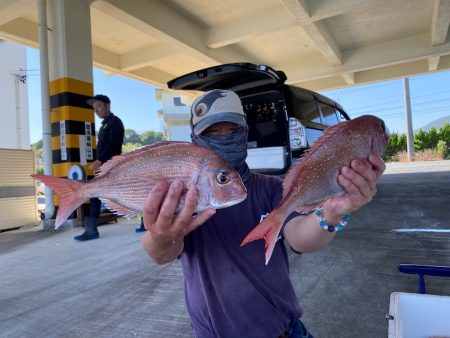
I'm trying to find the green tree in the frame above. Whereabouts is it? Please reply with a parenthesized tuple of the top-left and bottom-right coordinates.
(31, 139, 43, 150)
(122, 143, 142, 153)
(140, 130, 165, 144)
(398, 134, 407, 151)
(438, 123, 450, 147)
(383, 132, 407, 161)
(383, 132, 398, 161)
(427, 127, 439, 149)
(31, 139, 44, 167)
(436, 140, 448, 158)
(414, 129, 428, 151)
(124, 129, 142, 145)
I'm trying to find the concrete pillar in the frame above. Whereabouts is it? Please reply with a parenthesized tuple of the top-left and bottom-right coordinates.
(45, 0, 95, 227)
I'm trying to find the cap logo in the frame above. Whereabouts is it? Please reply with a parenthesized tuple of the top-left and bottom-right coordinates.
(195, 103, 208, 117)
(193, 90, 227, 118)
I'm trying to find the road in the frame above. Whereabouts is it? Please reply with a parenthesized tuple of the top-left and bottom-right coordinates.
(1, 160, 449, 337)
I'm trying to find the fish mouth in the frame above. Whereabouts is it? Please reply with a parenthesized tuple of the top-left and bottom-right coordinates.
(210, 193, 247, 209)
(370, 124, 390, 154)
(371, 135, 390, 154)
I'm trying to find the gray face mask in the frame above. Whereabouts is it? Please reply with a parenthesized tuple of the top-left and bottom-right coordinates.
(191, 126, 251, 183)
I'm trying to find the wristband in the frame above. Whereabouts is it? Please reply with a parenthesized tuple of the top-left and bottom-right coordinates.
(315, 206, 350, 232)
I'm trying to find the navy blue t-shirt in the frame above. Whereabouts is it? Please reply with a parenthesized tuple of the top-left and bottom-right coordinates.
(181, 172, 302, 338)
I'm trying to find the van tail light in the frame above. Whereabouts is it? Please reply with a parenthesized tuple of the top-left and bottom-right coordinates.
(289, 117, 307, 150)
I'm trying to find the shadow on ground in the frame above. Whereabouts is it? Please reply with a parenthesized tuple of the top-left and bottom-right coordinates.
(1, 163, 449, 337)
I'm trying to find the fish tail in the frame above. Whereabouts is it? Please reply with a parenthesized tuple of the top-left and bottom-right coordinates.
(240, 212, 283, 265)
(32, 174, 87, 229)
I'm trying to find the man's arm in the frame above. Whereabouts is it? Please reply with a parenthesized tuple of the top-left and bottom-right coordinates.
(141, 180, 216, 264)
(284, 154, 386, 253)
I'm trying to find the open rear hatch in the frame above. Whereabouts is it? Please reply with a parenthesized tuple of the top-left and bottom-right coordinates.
(167, 63, 286, 92)
(168, 63, 290, 175)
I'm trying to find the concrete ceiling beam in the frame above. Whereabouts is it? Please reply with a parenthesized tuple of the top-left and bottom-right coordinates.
(0, 17, 38, 47)
(0, 12, 181, 89)
(92, 45, 120, 70)
(340, 72, 355, 84)
(205, 6, 297, 48)
(298, 59, 429, 92)
(93, 0, 251, 66)
(428, 55, 440, 71)
(127, 66, 175, 89)
(307, 0, 377, 21)
(284, 33, 450, 84)
(0, 0, 34, 26)
(282, 0, 342, 65)
(120, 43, 180, 72)
(431, 0, 450, 45)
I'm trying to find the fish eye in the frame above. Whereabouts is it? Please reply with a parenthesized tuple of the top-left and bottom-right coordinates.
(216, 170, 231, 185)
(380, 121, 386, 133)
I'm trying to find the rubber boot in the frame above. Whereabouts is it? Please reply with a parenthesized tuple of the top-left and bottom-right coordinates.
(74, 217, 99, 241)
(135, 217, 146, 233)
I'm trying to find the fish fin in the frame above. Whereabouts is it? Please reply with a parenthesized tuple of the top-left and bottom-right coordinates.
(31, 174, 86, 229)
(96, 141, 190, 177)
(102, 199, 137, 218)
(240, 212, 283, 265)
(282, 122, 345, 196)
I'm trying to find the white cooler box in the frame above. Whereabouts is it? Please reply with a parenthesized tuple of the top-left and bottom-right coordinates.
(388, 292, 450, 338)
(246, 146, 286, 170)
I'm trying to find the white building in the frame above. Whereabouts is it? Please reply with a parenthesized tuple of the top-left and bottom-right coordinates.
(0, 40, 29, 150)
(0, 40, 37, 230)
(155, 89, 192, 142)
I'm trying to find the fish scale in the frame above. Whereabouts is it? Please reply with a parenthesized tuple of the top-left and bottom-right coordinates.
(32, 141, 247, 228)
(241, 115, 390, 265)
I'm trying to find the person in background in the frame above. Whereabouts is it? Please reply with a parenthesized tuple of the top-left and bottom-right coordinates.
(141, 89, 386, 337)
(74, 94, 125, 241)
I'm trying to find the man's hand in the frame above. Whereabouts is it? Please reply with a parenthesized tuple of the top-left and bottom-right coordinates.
(284, 153, 386, 253)
(88, 160, 102, 172)
(323, 153, 386, 222)
(142, 179, 216, 264)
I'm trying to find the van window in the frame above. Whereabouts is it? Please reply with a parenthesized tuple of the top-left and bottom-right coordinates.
(288, 87, 321, 123)
(317, 101, 339, 126)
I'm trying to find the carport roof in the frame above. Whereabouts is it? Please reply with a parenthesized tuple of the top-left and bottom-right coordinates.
(1, 0, 450, 92)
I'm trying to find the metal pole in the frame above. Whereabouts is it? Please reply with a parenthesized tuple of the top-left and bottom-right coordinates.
(403, 78, 415, 161)
(14, 75, 22, 149)
(37, 0, 55, 219)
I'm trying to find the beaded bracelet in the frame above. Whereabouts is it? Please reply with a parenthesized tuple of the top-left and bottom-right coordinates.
(315, 206, 350, 232)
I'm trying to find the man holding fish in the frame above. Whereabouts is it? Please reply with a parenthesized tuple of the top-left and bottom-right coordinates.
(141, 89, 388, 337)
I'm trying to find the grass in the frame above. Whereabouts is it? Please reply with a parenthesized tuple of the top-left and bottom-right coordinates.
(393, 149, 447, 162)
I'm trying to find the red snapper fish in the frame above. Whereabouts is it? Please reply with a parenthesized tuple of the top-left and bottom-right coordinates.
(33, 141, 247, 229)
(241, 115, 390, 265)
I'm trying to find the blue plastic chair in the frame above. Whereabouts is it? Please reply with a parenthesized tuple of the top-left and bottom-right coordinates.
(398, 264, 450, 294)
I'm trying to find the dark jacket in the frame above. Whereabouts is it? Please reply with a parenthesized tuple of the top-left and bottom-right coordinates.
(96, 112, 124, 163)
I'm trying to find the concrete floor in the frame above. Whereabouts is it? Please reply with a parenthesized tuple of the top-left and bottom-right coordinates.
(1, 160, 450, 338)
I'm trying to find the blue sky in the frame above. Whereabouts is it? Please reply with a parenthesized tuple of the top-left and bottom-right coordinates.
(27, 47, 450, 144)
(322, 71, 450, 135)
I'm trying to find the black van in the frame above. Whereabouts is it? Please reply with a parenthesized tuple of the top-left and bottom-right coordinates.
(167, 62, 350, 175)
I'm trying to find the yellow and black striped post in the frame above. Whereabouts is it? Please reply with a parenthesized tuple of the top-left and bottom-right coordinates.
(49, 77, 96, 213)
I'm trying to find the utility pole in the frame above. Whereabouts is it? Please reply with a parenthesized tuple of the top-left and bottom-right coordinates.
(403, 78, 415, 161)
(10, 69, 27, 149)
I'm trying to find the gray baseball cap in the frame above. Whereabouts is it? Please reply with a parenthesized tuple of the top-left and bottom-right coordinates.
(191, 89, 247, 136)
